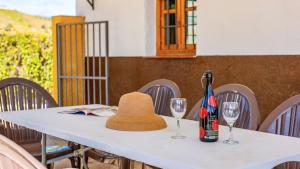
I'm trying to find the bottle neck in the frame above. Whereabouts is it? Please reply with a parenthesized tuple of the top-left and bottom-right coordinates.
(204, 77, 213, 96)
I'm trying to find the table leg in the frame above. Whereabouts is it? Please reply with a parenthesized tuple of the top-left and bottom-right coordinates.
(120, 157, 131, 169)
(41, 133, 47, 165)
(77, 145, 90, 169)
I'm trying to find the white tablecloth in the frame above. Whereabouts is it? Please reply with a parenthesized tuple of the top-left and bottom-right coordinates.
(0, 105, 299, 169)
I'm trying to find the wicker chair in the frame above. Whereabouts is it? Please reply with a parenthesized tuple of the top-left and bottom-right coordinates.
(138, 79, 181, 116)
(0, 134, 46, 169)
(0, 78, 79, 168)
(259, 94, 300, 169)
(86, 79, 181, 169)
(186, 84, 260, 130)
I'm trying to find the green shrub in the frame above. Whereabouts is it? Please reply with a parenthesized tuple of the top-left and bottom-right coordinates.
(0, 32, 53, 93)
(4, 24, 13, 32)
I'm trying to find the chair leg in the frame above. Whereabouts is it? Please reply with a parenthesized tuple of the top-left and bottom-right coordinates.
(69, 157, 76, 168)
(77, 156, 82, 168)
(46, 163, 53, 169)
(120, 157, 131, 169)
(142, 163, 145, 169)
(130, 160, 134, 169)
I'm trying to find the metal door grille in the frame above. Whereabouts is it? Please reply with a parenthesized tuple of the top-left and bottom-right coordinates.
(56, 21, 109, 106)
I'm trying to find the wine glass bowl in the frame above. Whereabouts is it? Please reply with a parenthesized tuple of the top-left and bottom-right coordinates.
(170, 98, 187, 139)
(222, 102, 240, 144)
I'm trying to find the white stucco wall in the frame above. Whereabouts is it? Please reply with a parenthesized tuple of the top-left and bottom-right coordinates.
(145, 1, 156, 56)
(76, 0, 147, 56)
(196, 0, 300, 55)
(76, 0, 300, 56)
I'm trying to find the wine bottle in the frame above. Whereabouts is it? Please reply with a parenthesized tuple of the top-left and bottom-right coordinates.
(199, 70, 219, 142)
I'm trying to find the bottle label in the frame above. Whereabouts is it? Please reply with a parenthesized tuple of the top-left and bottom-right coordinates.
(199, 113, 218, 139)
(203, 114, 218, 139)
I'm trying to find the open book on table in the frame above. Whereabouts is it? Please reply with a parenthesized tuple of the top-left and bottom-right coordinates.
(58, 106, 117, 117)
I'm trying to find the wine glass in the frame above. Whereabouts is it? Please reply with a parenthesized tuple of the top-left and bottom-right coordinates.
(222, 102, 240, 144)
(170, 98, 187, 139)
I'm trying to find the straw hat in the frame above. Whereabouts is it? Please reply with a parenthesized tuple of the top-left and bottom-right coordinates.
(106, 92, 167, 131)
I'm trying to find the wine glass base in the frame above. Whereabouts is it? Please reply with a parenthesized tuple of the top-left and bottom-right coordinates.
(171, 135, 186, 139)
(223, 139, 239, 145)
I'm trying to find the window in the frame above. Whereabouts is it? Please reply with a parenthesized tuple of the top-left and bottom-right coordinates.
(157, 0, 197, 57)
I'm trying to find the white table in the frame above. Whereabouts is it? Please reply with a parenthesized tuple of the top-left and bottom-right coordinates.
(0, 105, 299, 169)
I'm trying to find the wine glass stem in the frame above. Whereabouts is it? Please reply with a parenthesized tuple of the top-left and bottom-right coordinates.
(229, 125, 233, 141)
(176, 119, 181, 136)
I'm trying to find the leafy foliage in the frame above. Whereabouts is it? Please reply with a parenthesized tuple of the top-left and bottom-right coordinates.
(0, 33, 53, 92)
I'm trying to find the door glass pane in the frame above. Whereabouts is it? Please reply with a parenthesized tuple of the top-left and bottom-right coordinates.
(165, 13, 176, 26)
(186, 25, 194, 35)
(167, 27, 176, 44)
(185, 25, 195, 44)
(165, 0, 176, 10)
(185, 10, 196, 45)
(186, 36, 194, 44)
(186, 0, 196, 8)
(165, 13, 176, 45)
(186, 11, 196, 25)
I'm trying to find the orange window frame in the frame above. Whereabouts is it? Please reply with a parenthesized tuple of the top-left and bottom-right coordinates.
(156, 0, 196, 57)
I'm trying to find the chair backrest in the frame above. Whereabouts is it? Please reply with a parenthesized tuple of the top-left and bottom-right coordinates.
(259, 94, 300, 169)
(0, 78, 57, 144)
(259, 94, 300, 137)
(0, 134, 46, 169)
(138, 79, 181, 116)
(186, 84, 260, 130)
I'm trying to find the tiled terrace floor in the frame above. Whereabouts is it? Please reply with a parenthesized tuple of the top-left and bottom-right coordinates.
(53, 159, 144, 169)
(54, 159, 118, 169)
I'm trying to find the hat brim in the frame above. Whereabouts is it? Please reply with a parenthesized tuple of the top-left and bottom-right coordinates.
(106, 114, 167, 131)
